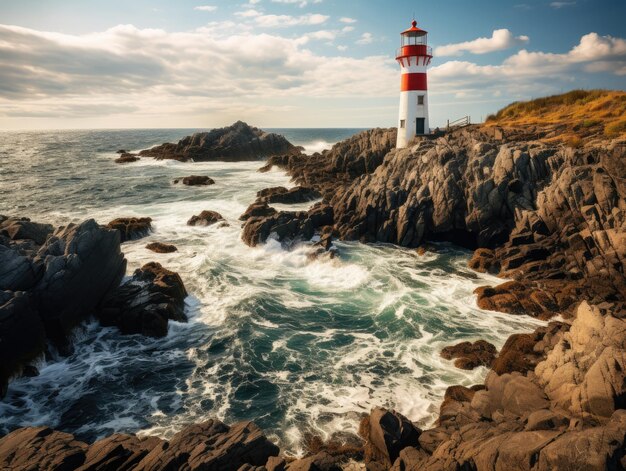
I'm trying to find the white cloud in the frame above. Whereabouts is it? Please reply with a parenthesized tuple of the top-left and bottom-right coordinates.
(356, 32, 373, 45)
(342, 26, 354, 33)
(194, 5, 217, 12)
(435, 29, 529, 56)
(550, 1, 576, 8)
(253, 13, 329, 27)
(337, 45, 347, 51)
(235, 9, 262, 17)
(340, 17, 357, 24)
(271, 0, 322, 7)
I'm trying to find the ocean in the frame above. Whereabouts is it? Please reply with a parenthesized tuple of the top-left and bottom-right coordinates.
(0, 128, 544, 454)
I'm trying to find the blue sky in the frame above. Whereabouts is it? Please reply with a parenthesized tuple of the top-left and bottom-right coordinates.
(0, 0, 624, 129)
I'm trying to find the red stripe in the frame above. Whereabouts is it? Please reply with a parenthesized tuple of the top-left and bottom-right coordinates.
(401, 73, 427, 91)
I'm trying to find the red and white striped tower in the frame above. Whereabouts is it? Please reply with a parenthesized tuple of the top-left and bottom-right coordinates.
(395, 20, 433, 148)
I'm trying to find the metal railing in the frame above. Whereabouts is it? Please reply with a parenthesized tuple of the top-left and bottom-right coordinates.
(446, 116, 471, 130)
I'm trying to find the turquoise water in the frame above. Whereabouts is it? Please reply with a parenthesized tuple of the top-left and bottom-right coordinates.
(0, 129, 543, 453)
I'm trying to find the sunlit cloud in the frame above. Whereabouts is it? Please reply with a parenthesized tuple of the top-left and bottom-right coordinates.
(435, 29, 529, 56)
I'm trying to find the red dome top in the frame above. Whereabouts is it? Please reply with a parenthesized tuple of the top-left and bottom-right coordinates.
(402, 20, 427, 35)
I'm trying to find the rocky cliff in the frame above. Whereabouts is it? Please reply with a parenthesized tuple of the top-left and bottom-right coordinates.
(138, 121, 300, 162)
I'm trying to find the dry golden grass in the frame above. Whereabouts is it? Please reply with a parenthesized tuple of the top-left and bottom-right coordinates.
(484, 90, 626, 141)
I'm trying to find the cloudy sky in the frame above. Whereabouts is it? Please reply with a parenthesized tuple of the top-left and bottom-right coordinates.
(0, 0, 625, 129)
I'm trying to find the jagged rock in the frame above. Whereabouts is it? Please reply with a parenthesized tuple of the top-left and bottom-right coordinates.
(145, 241, 178, 253)
(239, 201, 277, 221)
(536, 301, 626, 419)
(360, 407, 421, 468)
(139, 121, 300, 162)
(0, 241, 44, 291)
(257, 186, 321, 205)
(0, 419, 279, 471)
(135, 420, 279, 470)
(174, 175, 215, 185)
(0, 292, 46, 397)
(114, 153, 139, 164)
(106, 217, 153, 242)
(285, 452, 341, 471)
(241, 203, 333, 247)
(98, 262, 187, 337)
(0, 426, 88, 470)
(35, 220, 127, 348)
(440, 340, 497, 370)
(187, 210, 224, 226)
(467, 248, 499, 274)
(491, 321, 568, 375)
(390, 446, 430, 471)
(0, 217, 53, 245)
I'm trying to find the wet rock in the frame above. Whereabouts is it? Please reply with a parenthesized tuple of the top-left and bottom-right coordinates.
(0, 241, 44, 291)
(0, 292, 46, 397)
(145, 241, 178, 253)
(440, 340, 497, 370)
(467, 248, 499, 274)
(35, 220, 127, 348)
(474, 280, 565, 319)
(97, 262, 187, 337)
(241, 203, 333, 247)
(175, 175, 215, 185)
(360, 407, 421, 468)
(139, 121, 300, 162)
(114, 153, 140, 164)
(239, 201, 277, 221)
(187, 210, 224, 226)
(257, 186, 321, 205)
(106, 217, 153, 242)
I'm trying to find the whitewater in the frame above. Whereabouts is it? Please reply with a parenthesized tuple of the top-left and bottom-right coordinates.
(0, 128, 545, 454)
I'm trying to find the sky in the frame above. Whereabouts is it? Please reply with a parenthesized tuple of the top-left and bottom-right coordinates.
(0, 0, 625, 129)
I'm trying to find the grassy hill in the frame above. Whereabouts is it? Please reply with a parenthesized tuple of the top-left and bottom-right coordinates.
(484, 90, 626, 145)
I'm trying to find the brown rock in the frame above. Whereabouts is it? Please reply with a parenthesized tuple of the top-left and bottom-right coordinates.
(145, 241, 178, 253)
(106, 217, 152, 242)
(187, 210, 224, 226)
(175, 175, 215, 185)
(440, 340, 497, 370)
(114, 152, 139, 164)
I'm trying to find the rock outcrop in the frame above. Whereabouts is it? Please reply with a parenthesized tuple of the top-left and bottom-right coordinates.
(115, 153, 140, 164)
(138, 121, 300, 162)
(174, 175, 215, 186)
(440, 340, 497, 370)
(0, 218, 126, 396)
(257, 186, 321, 205)
(106, 217, 153, 243)
(97, 262, 188, 337)
(187, 210, 224, 226)
(0, 419, 279, 471)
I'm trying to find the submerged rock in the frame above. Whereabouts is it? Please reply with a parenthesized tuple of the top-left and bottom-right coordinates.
(106, 217, 153, 242)
(114, 152, 140, 164)
(139, 121, 300, 162)
(174, 175, 215, 186)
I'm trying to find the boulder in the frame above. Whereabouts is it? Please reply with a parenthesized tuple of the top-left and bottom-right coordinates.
(536, 301, 626, 420)
(187, 210, 224, 226)
(440, 340, 497, 370)
(114, 153, 140, 164)
(106, 217, 153, 243)
(257, 186, 321, 205)
(174, 175, 215, 186)
(138, 121, 301, 162)
(98, 262, 188, 337)
(0, 217, 53, 245)
(145, 241, 178, 253)
(360, 407, 421, 468)
(239, 201, 277, 221)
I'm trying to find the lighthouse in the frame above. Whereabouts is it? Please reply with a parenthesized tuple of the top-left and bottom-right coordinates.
(395, 20, 433, 148)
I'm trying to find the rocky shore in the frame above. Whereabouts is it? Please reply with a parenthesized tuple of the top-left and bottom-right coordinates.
(1, 98, 625, 470)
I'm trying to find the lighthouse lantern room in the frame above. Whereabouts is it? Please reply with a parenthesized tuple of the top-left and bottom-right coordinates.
(395, 20, 432, 148)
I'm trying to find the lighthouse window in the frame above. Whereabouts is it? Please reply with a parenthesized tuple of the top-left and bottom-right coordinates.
(418, 95, 424, 105)
(400, 119, 406, 128)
